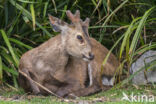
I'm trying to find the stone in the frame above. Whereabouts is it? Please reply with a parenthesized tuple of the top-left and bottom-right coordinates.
(130, 50, 156, 85)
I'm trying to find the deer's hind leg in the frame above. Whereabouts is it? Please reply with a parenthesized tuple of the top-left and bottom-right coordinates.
(71, 86, 100, 97)
(18, 69, 40, 95)
(69, 78, 101, 97)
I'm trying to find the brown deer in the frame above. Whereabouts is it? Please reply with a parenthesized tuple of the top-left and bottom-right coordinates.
(18, 10, 119, 97)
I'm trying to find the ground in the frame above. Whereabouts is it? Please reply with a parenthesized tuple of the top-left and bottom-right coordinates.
(0, 84, 156, 104)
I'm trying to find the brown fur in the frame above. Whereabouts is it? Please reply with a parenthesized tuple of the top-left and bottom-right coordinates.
(18, 10, 119, 97)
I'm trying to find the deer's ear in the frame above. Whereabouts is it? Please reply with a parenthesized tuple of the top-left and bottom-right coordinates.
(48, 14, 67, 32)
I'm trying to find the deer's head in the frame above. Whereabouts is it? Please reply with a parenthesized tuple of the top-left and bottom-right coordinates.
(48, 10, 94, 61)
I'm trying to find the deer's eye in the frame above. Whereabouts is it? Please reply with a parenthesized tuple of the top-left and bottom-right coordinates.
(77, 35, 84, 43)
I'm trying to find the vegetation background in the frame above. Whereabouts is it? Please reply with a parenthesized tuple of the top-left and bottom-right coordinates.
(0, 0, 156, 103)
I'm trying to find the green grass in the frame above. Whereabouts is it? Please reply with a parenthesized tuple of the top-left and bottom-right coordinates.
(0, 84, 156, 104)
(0, 98, 68, 104)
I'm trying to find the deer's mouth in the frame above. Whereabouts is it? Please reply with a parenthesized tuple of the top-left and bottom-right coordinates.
(82, 54, 94, 61)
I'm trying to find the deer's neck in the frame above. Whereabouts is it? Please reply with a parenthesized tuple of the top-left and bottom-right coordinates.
(38, 35, 69, 70)
(50, 37, 69, 69)
(54, 45, 69, 68)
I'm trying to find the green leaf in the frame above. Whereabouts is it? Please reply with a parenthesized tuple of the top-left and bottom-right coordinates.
(135, 43, 156, 55)
(0, 29, 19, 67)
(17, 0, 39, 4)
(99, 0, 129, 42)
(101, 34, 124, 72)
(9, 0, 52, 37)
(2, 64, 18, 76)
(43, 2, 48, 18)
(129, 6, 156, 61)
(9, 38, 32, 49)
(0, 56, 2, 83)
(1, 50, 16, 66)
(30, 4, 36, 31)
(119, 17, 141, 59)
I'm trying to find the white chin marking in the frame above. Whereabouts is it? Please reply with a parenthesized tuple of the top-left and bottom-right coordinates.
(83, 58, 89, 62)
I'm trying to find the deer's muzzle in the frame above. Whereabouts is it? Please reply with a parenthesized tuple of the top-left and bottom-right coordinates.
(82, 52, 94, 61)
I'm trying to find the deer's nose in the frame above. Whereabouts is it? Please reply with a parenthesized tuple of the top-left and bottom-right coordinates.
(89, 52, 94, 60)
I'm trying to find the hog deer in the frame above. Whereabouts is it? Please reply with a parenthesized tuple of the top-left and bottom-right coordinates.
(18, 10, 119, 97)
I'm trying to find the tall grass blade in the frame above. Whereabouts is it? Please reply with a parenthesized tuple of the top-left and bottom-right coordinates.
(0, 56, 2, 84)
(9, 38, 33, 49)
(51, 0, 57, 13)
(17, 0, 39, 4)
(101, 34, 124, 72)
(0, 29, 19, 67)
(43, 2, 49, 18)
(2, 64, 18, 76)
(129, 6, 156, 60)
(61, 5, 67, 20)
(30, 4, 36, 31)
(91, 0, 102, 16)
(135, 43, 156, 55)
(0, 46, 9, 53)
(119, 17, 141, 59)
(1, 51, 16, 65)
(99, 0, 128, 42)
(4, 1, 8, 27)
(9, 0, 52, 37)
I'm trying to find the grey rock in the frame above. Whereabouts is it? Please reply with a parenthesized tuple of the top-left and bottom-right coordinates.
(130, 50, 156, 85)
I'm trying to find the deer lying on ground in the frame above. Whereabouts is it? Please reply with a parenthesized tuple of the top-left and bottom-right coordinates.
(18, 10, 119, 97)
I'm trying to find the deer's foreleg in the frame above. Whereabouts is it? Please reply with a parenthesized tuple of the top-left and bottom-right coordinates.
(19, 69, 40, 95)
